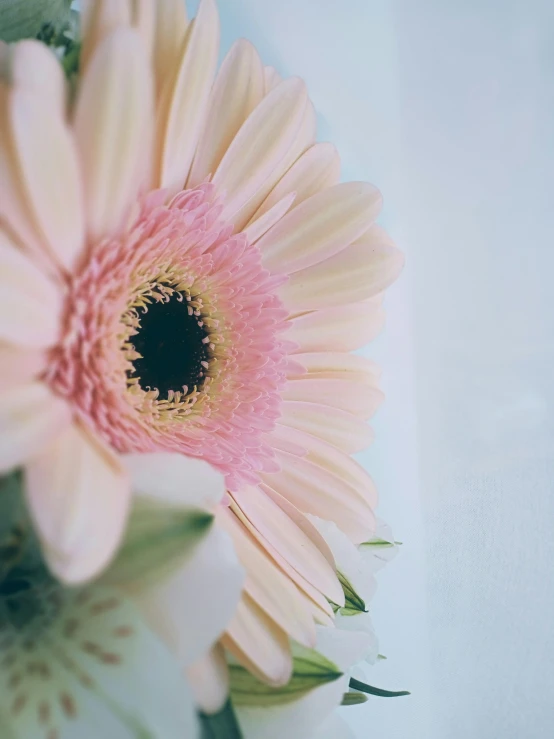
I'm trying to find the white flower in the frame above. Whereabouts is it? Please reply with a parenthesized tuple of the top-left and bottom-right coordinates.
(0, 454, 244, 738)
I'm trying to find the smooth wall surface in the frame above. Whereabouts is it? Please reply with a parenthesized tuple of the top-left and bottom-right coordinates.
(198, 1, 554, 737)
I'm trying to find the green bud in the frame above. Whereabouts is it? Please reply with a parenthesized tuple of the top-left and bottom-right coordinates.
(341, 691, 368, 706)
(0, 0, 72, 43)
(230, 643, 343, 707)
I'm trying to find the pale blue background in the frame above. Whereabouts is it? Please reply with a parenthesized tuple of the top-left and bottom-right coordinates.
(192, 1, 554, 737)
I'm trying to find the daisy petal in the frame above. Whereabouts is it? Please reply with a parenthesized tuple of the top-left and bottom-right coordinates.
(279, 403, 374, 454)
(222, 594, 293, 687)
(74, 27, 153, 242)
(286, 298, 385, 353)
(131, 0, 156, 59)
(8, 87, 84, 272)
(10, 40, 66, 110)
(153, 0, 189, 97)
(243, 192, 296, 244)
(258, 181, 382, 275)
(0, 381, 71, 473)
(289, 352, 380, 383)
(231, 486, 342, 604)
(213, 77, 307, 226)
(125, 451, 225, 509)
(0, 344, 45, 390)
(188, 38, 264, 188)
(254, 142, 341, 219)
(218, 507, 316, 649)
(261, 450, 376, 545)
(155, 0, 220, 194)
(0, 229, 62, 348)
(187, 645, 229, 714)
(273, 426, 378, 509)
(81, 0, 132, 72)
(264, 65, 282, 94)
(25, 424, 131, 584)
(282, 378, 384, 420)
(280, 226, 404, 311)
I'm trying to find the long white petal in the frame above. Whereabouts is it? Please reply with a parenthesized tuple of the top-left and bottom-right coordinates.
(134, 525, 244, 667)
(125, 452, 225, 510)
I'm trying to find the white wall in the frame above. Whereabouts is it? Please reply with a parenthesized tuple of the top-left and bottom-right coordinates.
(204, 1, 554, 737)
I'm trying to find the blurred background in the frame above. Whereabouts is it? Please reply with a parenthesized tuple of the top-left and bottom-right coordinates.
(203, 1, 554, 737)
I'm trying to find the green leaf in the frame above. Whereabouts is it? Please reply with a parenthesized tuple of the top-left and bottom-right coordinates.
(341, 691, 368, 706)
(230, 643, 343, 706)
(349, 677, 410, 698)
(336, 571, 367, 615)
(0, 0, 71, 42)
(101, 497, 213, 589)
(360, 538, 402, 548)
(200, 700, 243, 739)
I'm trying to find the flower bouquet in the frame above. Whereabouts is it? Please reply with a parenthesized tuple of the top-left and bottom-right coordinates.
(0, 1, 406, 736)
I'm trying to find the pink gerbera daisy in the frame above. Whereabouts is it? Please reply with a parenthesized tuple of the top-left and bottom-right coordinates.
(0, 0, 403, 684)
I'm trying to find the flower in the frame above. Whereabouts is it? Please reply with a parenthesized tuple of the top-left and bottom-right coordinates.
(0, 454, 244, 738)
(0, 0, 402, 682)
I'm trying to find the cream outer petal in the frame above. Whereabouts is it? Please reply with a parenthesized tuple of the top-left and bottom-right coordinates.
(74, 26, 153, 242)
(286, 299, 385, 353)
(213, 77, 307, 225)
(0, 381, 71, 474)
(8, 87, 85, 272)
(0, 228, 63, 348)
(221, 593, 293, 687)
(154, 0, 220, 194)
(258, 181, 382, 275)
(25, 423, 131, 584)
(188, 38, 264, 188)
(280, 226, 405, 311)
(253, 141, 341, 219)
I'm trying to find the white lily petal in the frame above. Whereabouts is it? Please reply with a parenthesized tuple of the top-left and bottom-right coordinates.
(132, 525, 244, 666)
(237, 627, 370, 739)
(125, 452, 225, 510)
(186, 645, 229, 714)
(0, 586, 199, 738)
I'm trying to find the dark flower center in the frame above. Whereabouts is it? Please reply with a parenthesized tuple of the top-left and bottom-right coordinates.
(130, 295, 211, 398)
